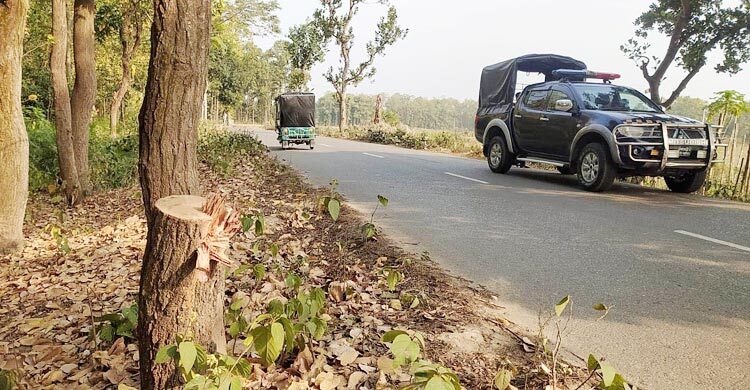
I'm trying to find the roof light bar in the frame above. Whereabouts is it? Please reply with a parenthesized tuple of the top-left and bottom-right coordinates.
(551, 69, 622, 82)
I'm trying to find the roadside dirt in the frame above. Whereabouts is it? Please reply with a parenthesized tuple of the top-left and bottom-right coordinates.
(0, 135, 595, 389)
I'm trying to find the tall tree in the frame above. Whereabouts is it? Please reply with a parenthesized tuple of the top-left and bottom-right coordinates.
(313, 0, 407, 131)
(70, 0, 97, 194)
(51, 0, 82, 204)
(136, 0, 224, 387)
(287, 18, 328, 91)
(0, 0, 30, 254)
(108, 0, 148, 134)
(622, 0, 750, 108)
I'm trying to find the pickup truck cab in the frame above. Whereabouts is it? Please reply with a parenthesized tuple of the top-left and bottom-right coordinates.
(475, 54, 726, 192)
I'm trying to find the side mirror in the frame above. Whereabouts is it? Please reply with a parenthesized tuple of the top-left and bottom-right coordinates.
(554, 99, 574, 112)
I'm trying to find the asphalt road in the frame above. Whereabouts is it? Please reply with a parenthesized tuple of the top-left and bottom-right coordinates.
(248, 127, 749, 390)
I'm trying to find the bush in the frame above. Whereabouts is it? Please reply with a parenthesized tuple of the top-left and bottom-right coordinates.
(198, 126, 266, 176)
(26, 111, 138, 192)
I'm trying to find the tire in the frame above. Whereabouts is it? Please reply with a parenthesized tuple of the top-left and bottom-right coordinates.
(486, 136, 514, 173)
(576, 142, 616, 192)
(309, 140, 315, 150)
(664, 170, 707, 193)
(557, 166, 573, 175)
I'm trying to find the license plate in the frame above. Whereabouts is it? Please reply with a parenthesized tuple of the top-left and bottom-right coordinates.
(669, 138, 708, 146)
(679, 147, 692, 157)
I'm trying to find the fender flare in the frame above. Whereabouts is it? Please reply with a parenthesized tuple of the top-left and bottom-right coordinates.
(570, 125, 623, 165)
(482, 119, 515, 154)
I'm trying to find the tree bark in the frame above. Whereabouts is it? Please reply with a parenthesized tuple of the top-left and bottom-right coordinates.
(0, 0, 30, 254)
(70, 0, 96, 194)
(138, 196, 227, 389)
(51, 0, 82, 205)
(137, 0, 216, 385)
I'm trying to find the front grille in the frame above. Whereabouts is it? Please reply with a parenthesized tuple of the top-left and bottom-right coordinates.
(667, 127, 705, 139)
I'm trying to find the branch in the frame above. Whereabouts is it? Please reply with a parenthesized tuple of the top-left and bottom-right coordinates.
(652, 0, 692, 82)
(662, 63, 702, 108)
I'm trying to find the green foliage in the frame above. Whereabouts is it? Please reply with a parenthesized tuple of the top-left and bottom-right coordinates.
(586, 355, 632, 390)
(198, 128, 266, 176)
(156, 336, 252, 390)
(286, 18, 328, 90)
(554, 295, 570, 317)
(25, 108, 139, 192)
(240, 212, 265, 235)
(95, 303, 138, 342)
(360, 194, 388, 241)
(0, 369, 17, 390)
(49, 225, 71, 255)
(321, 179, 342, 222)
(493, 369, 513, 390)
(706, 90, 749, 127)
(621, 0, 750, 105)
(383, 268, 404, 292)
(380, 330, 462, 389)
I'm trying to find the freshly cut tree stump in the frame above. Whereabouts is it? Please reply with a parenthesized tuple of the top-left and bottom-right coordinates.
(138, 195, 231, 389)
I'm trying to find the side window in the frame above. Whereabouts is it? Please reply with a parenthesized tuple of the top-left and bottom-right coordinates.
(523, 90, 549, 110)
(547, 90, 574, 111)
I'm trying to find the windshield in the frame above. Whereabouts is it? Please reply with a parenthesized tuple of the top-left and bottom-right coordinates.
(573, 84, 661, 113)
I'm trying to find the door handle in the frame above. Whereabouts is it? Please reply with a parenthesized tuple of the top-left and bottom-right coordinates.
(514, 114, 522, 118)
(539, 116, 549, 121)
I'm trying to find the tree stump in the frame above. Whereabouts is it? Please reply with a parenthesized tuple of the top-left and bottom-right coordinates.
(138, 195, 230, 389)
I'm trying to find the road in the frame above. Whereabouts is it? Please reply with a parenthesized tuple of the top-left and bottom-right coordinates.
(248, 127, 750, 390)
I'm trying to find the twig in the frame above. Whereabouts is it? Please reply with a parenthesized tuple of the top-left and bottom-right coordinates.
(572, 369, 597, 390)
(86, 287, 99, 352)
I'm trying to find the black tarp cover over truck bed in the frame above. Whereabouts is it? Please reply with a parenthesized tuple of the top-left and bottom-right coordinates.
(477, 54, 587, 116)
(276, 93, 316, 127)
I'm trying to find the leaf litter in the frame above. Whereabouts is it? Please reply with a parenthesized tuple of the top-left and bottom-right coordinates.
(0, 139, 591, 389)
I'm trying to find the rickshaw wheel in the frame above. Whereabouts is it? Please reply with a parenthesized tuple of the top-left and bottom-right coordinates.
(309, 140, 315, 150)
(281, 141, 289, 150)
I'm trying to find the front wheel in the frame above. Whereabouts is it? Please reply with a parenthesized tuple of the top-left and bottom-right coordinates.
(486, 136, 514, 173)
(309, 140, 315, 150)
(576, 142, 616, 192)
(664, 170, 707, 193)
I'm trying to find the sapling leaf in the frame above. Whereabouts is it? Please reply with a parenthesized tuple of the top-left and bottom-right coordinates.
(178, 341, 197, 373)
(377, 195, 389, 207)
(240, 215, 253, 233)
(592, 303, 608, 311)
(155, 345, 177, 364)
(270, 243, 279, 257)
(381, 330, 408, 343)
(587, 354, 600, 371)
(555, 295, 570, 317)
(494, 369, 512, 390)
(600, 362, 617, 387)
(327, 198, 340, 221)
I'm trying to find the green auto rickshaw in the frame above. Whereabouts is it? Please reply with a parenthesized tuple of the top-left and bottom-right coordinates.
(275, 92, 316, 150)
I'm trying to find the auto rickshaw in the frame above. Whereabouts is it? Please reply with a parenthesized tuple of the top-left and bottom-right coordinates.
(275, 92, 316, 150)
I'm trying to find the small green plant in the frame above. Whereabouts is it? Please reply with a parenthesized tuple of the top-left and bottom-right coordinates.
(362, 195, 388, 241)
(49, 225, 71, 255)
(95, 303, 138, 342)
(382, 268, 404, 292)
(380, 330, 461, 389)
(321, 179, 341, 222)
(0, 369, 17, 390)
(582, 355, 632, 390)
(240, 212, 264, 236)
(155, 336, 251, 389)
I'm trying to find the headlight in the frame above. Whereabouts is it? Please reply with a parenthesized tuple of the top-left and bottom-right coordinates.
(615, 125, 661, 139)
(282, 128, 289, 135)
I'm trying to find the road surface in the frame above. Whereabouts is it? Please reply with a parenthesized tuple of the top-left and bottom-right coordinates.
(248, 127, 749, 390)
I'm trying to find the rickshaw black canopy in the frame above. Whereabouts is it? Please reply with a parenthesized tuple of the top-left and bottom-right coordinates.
(276, 93, 316, 127)
(478, 54, 587, 116)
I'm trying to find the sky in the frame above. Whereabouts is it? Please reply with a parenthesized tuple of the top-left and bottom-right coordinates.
(256, 0, 750, 102)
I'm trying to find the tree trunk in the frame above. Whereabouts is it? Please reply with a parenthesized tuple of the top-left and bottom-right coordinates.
(110, 8, 143, 136)
(70, 0, 96, 194)
(338, 89, 348, 132)
(373, 94, 382, 124)
(0, 0, 30, 254)
(138, 196, 227, 389)
(51, 0, 82, 205)
(137, 0, 215, 385)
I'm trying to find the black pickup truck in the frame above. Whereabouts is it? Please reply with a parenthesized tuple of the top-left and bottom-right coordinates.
(475, 54, 726, 192)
